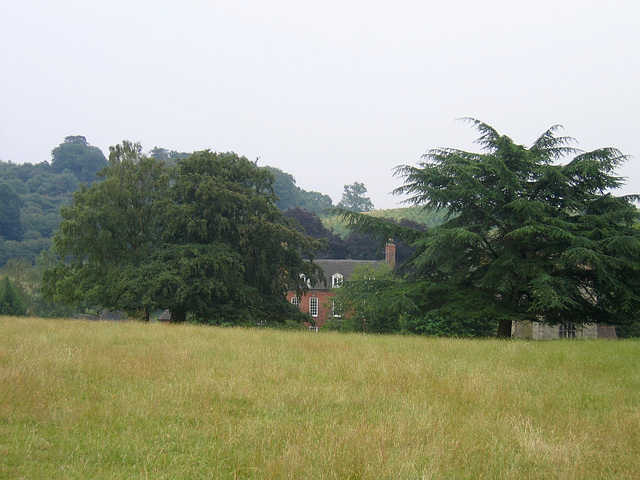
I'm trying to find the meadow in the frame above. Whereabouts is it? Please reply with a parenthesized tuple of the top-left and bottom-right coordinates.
(1, 316, 639, 479)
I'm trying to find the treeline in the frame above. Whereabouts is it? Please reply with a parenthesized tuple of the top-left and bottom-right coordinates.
(326, 120, 640, 338)
(0, 136, 107, 266)
(1, 135, 431, 268)
(42, 146, 327, 324)
(1, 135, 436, 319)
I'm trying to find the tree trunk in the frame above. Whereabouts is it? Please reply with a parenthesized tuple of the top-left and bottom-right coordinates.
(496, 319, 512, 339)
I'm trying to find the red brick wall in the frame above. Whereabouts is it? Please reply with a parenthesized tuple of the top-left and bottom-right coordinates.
(287, 290, 337, 327)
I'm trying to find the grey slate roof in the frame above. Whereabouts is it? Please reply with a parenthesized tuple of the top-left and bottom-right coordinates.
(309, 259, 385, 290)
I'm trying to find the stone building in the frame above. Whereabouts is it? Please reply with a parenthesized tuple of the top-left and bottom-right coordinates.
(512, 321, 616, 339)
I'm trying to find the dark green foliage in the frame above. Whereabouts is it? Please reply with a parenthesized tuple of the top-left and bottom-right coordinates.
(401, 314, 496, 337)
(267, 166, 334, 213)
(44, 148, 325, 325)
(285, 207, 421, 263)
(43, 143, 170, 316)
(148, 146, 191, 166)
(1, 144, 337, 270)
(50, 136, 107, 183)
(0, 255, 74, 317)
(0, 137, 106, 268)
(338, 120, 640, 337)
(332, 264, 399, 334)
(0, 182, 24, 241)
(0, 275, 27, 316)
(615, 320, 640, 338)
(284, 208, 342, 259)
(334, 265, 495, 336)
(159, 152, 325, 324)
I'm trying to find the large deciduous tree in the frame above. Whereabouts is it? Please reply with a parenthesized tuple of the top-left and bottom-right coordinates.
(338, 120, 640, 337)
(151, 151, 324, 323)
(43, 141, 169, 319)
(44, 147, 324, 324)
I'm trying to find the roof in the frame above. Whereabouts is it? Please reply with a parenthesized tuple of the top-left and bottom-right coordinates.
(309, 259, 386, 290)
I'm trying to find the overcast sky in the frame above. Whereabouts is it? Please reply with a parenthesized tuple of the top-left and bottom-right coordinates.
(1, 0, 638, 209)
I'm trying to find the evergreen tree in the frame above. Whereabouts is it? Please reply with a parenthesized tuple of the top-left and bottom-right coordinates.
(0, 276, 27, 316)
(339, 120, 640, 337)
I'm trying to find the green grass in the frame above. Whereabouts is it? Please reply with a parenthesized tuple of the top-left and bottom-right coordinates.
(1, 316, 639, 479)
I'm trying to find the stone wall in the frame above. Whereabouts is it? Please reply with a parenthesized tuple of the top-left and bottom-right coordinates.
(512, 321, 599, 339)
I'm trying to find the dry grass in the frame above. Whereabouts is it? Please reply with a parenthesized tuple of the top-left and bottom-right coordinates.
(1, 316, 639, 479)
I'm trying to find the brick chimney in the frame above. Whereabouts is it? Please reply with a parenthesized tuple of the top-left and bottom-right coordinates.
(385, 241, 396, 270)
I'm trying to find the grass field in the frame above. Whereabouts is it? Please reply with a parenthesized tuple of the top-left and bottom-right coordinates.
(1, 316, 639, 479)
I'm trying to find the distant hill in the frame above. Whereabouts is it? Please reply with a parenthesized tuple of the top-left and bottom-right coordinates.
(321, 206, 445, 238)
(0, 137, 108, 266)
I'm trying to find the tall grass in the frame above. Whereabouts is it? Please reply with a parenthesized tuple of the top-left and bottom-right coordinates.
(1, 316, 639, 479)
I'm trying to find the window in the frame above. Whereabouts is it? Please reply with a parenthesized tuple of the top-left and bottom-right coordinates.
(290, 296, 300, 308)
(559, 322, 576, 338)
(331, 273, 344, 288)
(309, 297, 319, 317)
(309, 326, 319, 332)
(332, 300, 342, 317)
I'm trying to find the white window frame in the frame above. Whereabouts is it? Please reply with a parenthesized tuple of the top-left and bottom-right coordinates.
(309, 297, 319, 317)
(331, 273, 344, 288)
(300, 273, 311, 288)
(290, 296, 300, 308)
(332, 299, 342, 318)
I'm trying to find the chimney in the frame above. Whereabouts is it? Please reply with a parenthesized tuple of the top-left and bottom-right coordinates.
(385, 241, 396, 270)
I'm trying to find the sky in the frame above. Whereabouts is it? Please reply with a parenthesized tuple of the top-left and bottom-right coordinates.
(1, 0, 639, 209)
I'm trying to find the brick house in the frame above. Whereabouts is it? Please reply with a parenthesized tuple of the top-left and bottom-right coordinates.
(288, 243, 396, 329)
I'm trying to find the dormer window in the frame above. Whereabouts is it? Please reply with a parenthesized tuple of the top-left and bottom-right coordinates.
(331, 273, 344, 288)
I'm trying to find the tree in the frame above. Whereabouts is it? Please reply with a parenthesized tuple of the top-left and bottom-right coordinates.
(339, 120, 640, 337)
(267, 166, 333, 213)
(43, 142, 170, 319)
(333, 263, 399, 334)
(298, 190, 334, 213)
(0, 256, 74, 318)
(148, 147, 191, 165)
(44, 147, 325, 324)
(283, 207, 341, 258)
(155, 152, 325, 323)
(51, 136, 107, 183)
(0, 275, 27, 316)
(337, 182, 374, 212)
(0, 182, 24, 241)
(267, 167, 300, 211)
